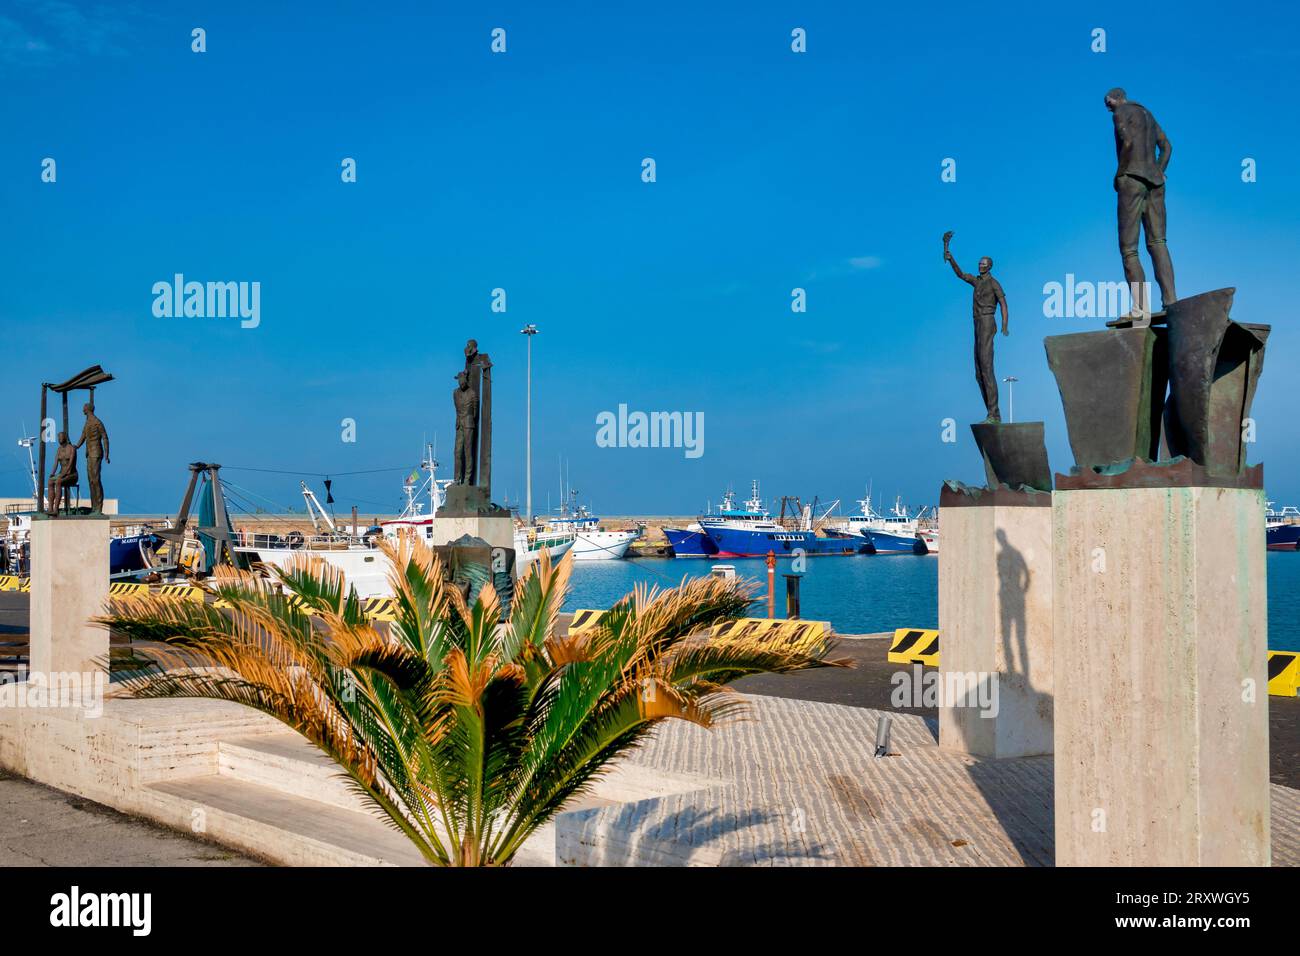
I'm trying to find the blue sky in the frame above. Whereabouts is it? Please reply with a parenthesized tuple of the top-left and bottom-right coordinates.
(3, 0, 1298, 516)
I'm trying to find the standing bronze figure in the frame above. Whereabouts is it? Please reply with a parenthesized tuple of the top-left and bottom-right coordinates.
(46, 432, 79, 515)
(451, 339, 494, 490)
(452, 370, 479, 485)
(1106, 88, 1176, 321)
(75, 401, 109, 514)
(944, 231, 1009, 422)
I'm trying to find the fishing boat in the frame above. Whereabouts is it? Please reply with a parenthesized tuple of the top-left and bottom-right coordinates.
(662, 523, 719, 558)
(378, 449, 454, 544)
(233, 482, 393, 597)
(234, 449, 450, 598)
(514, 525, 575, 566)
(2, 505, 161, 578)
(110, 526, 162, 575)
(1266, 503, 1300, 551)
(664, 484, 772, 558)
(702, 483, 871, 558)
(545, 495, 639, 561)
(830, 494, 928, 555)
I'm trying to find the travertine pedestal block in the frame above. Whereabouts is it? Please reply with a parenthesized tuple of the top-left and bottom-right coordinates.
(428, 514, 513, 552)
(1052, 485, 1269, 866)
(938, 489, 1054, 758)
(30, 516, 110, 678)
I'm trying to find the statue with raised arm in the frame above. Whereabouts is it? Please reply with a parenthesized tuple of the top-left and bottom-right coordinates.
(1105, 88, 1176, 323)
(74, 401, 109, 514)
(944, 231, 1009, 423)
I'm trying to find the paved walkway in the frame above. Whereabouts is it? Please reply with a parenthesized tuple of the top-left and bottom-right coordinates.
(560, 695, 1300, 866)
(0, 771, 262, 866)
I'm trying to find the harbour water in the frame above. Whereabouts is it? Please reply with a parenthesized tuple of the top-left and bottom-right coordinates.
(565, 552, 1300, 652)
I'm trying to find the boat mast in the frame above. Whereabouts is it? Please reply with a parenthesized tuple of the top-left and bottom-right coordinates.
(17, 435, 38, 503)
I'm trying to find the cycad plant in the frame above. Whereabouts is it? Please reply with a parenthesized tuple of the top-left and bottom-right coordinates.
(99, 539, 847, 866)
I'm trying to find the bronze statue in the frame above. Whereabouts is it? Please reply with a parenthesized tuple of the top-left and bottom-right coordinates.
(46, 432, 79, 515)
(75, 401, 109, 514)
(1106, 88, 1176, 321)
(944, 231, 1009, 422)
(451, 339, 493, 490)
(452, 370, 479, 485)
(36, 365, 114, 518)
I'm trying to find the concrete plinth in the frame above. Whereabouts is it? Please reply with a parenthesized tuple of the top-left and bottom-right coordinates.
(1052, 485, 1269, 866)
(428, 513, 513, 552)
(938, 490, 1054, 758)
(30, 516, 109, 678)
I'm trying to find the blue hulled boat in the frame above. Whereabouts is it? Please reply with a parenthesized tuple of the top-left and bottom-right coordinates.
(701, 482, 871, 557)
(1267, 504, 1300, 551)
(662, 526, 718, 557)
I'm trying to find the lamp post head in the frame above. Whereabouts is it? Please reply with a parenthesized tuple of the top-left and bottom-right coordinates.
(519, 324, 538, 336)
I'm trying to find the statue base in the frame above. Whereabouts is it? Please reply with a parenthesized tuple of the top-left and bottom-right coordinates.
(30, 514, 110, 678)
(937, 482, 1053, 759)
(432, 533, 517, 612)
(429, 511, 513, 554)
(1052, 482, 1269, 865)
(969, 421, 1052, 492)
(440, 483, 511, 519)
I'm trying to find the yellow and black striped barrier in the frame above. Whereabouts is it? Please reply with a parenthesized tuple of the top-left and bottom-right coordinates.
(154, 583, 205, 603)
(709, 618, 829, 642)
(569, 608, 607, 633)
(0, 575, 22, 592)
(1268, 650, 1299, 698)
(362, 597, 397, 622)
(888, 628, 940, 666)
(570, 610, 828, 643)
(108, 582, 150, 596)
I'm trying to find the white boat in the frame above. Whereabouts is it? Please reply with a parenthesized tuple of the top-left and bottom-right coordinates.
(545, 495, 639, 561)
(232, 483, 393, 598)
(514, 525, 575, 567)
(829, 493, 930, 555)
(378, 451, 454, 545)
(234, 448, 452, 598)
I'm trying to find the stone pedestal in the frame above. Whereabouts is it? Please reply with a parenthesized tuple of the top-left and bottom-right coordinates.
(1052, 485, 1269, 866)
(938, 486, 1054, 758)
(428, 513, 513, 553)
(30, 516, 110, 678)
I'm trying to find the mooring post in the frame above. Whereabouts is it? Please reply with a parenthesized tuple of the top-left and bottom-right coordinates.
(765, 550, 776, 618)
(783, 573, 801, 619)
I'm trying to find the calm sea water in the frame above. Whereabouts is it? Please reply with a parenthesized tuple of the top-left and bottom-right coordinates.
(564, 552, 1300, 652)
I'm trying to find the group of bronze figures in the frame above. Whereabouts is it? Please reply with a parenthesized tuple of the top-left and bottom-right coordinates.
(46, 404, 110, 515)
(947, 88, 1177, 424)
(35, 90, 1251, 524)
(950, 88, 1268, 494)
(38, 365, 114, 518)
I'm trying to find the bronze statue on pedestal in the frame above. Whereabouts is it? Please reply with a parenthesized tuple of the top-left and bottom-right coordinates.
(944, 231, 1009, 423)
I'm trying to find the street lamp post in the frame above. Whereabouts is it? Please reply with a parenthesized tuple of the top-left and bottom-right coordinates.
(1003, 375, 1019, 423)
(520, 325, 538, 522)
